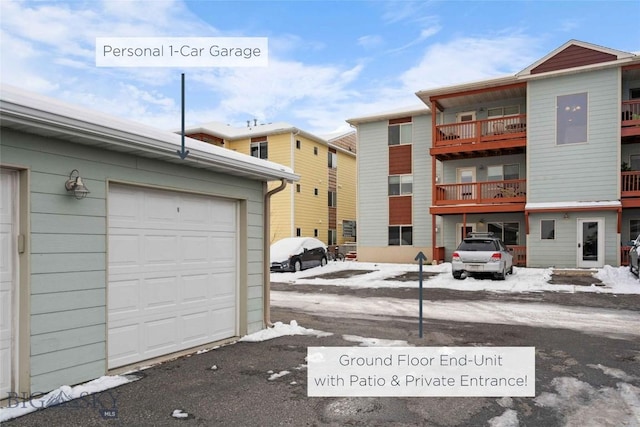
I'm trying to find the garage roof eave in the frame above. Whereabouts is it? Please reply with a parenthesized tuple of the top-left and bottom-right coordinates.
(0, 85, 299, 183)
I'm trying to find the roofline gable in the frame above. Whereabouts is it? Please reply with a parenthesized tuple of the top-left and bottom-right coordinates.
(517, 39, 635, 77)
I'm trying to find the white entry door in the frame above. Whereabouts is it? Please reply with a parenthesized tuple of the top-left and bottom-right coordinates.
(456, 167, 476, 200)
(0, 169, 17, 397)
(577, 218, 604, 268)
(456, 111, 476, 138)
(108, 184, 238, 368)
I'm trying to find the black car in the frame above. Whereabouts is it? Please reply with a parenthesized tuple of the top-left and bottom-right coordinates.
(270, 237, 328, 272)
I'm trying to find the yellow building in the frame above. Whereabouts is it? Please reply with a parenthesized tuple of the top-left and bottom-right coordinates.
(184, 121, 357, 247)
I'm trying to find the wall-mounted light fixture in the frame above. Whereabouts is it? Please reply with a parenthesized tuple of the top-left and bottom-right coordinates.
(563, 212, 569, 219)
(64, 169, 90, 199)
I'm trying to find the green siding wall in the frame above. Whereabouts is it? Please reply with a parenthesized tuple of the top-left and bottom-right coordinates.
(0, 127, 266, 393)
(527, 68, 619, 203)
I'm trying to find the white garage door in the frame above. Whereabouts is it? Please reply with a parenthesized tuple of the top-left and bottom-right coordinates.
(0, 169, 17, 397)
(108, 184, 238, 369)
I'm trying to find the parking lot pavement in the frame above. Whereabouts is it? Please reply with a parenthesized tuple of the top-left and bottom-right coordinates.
(4, 286, 640, 426)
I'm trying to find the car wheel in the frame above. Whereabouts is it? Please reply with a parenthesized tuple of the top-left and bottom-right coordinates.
(293, 260, 302, 272)
(494, 267, 506, 280)
(507, 265, 514, 275)
(320, 257, 327, 267)
(452, 271, 464, 280)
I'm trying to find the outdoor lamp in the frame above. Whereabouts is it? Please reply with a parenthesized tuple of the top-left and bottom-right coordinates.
(64, 169, 90, 199)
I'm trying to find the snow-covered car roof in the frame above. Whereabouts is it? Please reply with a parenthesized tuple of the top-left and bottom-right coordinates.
(270, 237, 325, 263)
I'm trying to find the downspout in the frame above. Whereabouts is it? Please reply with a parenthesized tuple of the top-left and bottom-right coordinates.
(264, 178, 288, 327)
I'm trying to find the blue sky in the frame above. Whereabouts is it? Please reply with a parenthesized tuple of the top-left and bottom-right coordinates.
(1, 0, 638, 135)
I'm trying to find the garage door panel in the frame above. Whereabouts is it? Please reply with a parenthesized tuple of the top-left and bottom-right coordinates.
(109, 235, 140, 268)
(108, 279, 141, 315)
(145, 317, 178, 352)
(108, 184, 238, 369)
(144, 235, 179, 264)
(182, 274, 209, 303)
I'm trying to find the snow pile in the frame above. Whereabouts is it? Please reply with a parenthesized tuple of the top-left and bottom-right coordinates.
(238, 320, 332, 342)
(342, 334, 412, 347)
(487, 409, 519, 427)
(534, 377, 640, 425)
(0, 375, 134, 422)
(595, 265, 640, 293)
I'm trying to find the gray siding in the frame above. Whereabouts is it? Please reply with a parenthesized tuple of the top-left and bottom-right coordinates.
(527, 211, 618, 268)
(412, 114, 432, 246)
(527, 68, 619, 203)
(442, 154, 526, 184)
(1, 128, 266, 393)
(357, 121, 389, 246)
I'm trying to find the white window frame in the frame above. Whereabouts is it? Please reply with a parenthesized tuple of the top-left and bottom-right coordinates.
(556, 92, 588, 145)
(388, 175, 413, 196)
(388, 123, 412, 146)
(250, 141, 268, 159)
(541, 219, 556, 240)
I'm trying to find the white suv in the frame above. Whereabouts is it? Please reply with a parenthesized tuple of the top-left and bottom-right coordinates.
(451, 232, 514, 280)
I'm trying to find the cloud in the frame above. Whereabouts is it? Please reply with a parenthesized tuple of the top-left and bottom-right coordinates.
(399, 34, 542, 91)
(358, 35, 384, 49)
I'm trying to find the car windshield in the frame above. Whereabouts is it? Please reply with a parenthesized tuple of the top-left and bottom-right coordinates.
(457, 240, 498, 251)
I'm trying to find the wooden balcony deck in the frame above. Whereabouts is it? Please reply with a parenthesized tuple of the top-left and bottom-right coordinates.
(432, 115, 527, 159)
(435, 179, 526, 205)
(622, 100, 640, 138)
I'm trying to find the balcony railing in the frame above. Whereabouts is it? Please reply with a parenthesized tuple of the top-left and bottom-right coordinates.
(435, 179, 526, 205)
(508, 245, 526, 266)
(622, 100, 640, 137)
(622, 171, 640, 197)
(435, 114, 527, 147)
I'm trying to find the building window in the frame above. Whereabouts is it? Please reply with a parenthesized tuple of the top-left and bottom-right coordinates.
(296, 184, 301, 193)
(250, 141, 268, 159)
(328, 191, 337, 207)
(630, 154, 640, 171)
(487, 164, 520, 181)
(630, 219, 640, 242)
(296, 139, 301, 149)
(328, 229, 337, 245)
(328, 152, 337, 168)
(557, 92, 588, 145)
(541, 220, 555, 240)
(314, 188, 318, 196)
(631, 88, 640, 99)
(388, 175, 413, 196)
(487, 105, 520, 118)
(389, 226, 412, 246)
(388, 123, 412, 146)
(314, 146, 318, 155)
(296, 228, 301, 237)
(488, 222, 519, 245)
(314, 229, 318, 237)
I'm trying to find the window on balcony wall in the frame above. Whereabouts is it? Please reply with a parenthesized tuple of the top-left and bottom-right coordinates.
(328, 191, 337, 207)
(541, 220, 555, 240)
(631, 88, 640, 99)
(557, 93, 588, 145)
(630, 219, 640, 242)
(630, 154, 640, 171)
(388, 123, 412, 146)
(328, 152, 337, 168)
(388, 175, 413, 196)
(487, 164, 520, 181)
(487, 222, 519, 245)
(389, 226, 412, 246)
(250, 141, 268, 159)
(487, 105, 520, 117)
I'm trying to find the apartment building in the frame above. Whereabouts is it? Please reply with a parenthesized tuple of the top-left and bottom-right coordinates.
(348, 40, 640, 268)
(184, 121, 357, 246)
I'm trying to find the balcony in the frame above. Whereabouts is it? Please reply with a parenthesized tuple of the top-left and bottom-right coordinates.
(432, 115, 527, 160)
(433, 179, 526, 214)
(622, 100, 640, 139)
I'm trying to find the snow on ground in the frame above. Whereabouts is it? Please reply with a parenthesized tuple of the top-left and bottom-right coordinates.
(0, 375, 135, 423)
(238, 320, 332, 342)
(341, 335, 412, 347)
(270, 292, 640, 339)
(272, 262, 640, 294)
